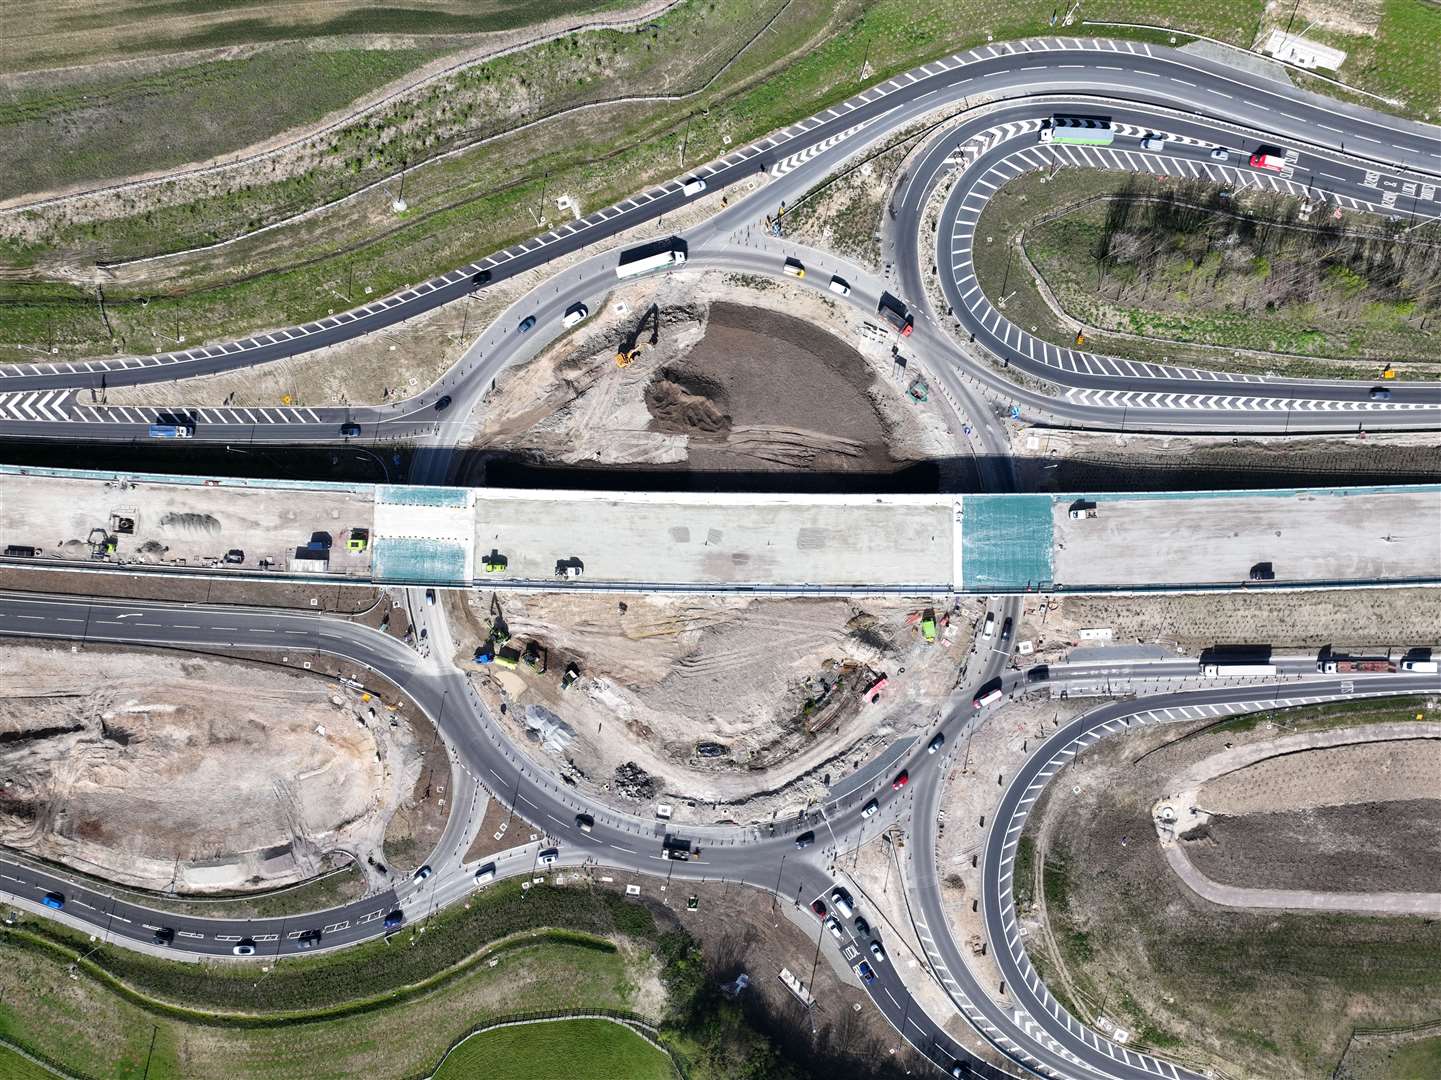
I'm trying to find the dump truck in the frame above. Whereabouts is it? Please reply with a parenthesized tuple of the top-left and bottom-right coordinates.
(877, 293, 914, 337)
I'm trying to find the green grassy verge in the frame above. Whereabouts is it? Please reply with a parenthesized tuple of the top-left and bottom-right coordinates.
(0, 0, 1345, 360)
(17, 880, 651, 1016)
(433, 1019, 676, 1080)
(1026, 177, 1441, 366)
(973, 166, 1441, 380)
(0, 1044, 58, 1080)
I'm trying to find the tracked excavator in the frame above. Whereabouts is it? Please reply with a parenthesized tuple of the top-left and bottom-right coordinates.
(615, 303, 660, 368)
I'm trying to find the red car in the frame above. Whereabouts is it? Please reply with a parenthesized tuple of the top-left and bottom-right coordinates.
(810, 898, 828, 919)
(891, 770, 909, 790)
(1249, 147, 1286, 173)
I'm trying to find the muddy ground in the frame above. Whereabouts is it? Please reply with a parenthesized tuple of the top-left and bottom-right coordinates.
(450, 591, 981, 821)
(461, 275, 962, 482)
(0, 642, 425, 893)
(1020, 695, 1441, 1079)
(1045, 587, 1441, 655)
(1014, 427, 1441, 491)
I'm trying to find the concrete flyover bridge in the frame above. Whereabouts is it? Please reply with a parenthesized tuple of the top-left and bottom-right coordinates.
(2, 465, 1439, 595)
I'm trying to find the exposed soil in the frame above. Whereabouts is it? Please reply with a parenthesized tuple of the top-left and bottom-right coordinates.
(1020, 696, 1441, 1079)
(1044, 587, 1441, 655)
(1187, 800, 1441, 894)
(451, 591, 978, 821)
(462, 276, 960, 481)
(0, 566, 382, 614)
(1013, 428, 1441, 493)
(645, 301, 896, 472)
(381, 706, 453, 873)
(0, 642, 423, 893)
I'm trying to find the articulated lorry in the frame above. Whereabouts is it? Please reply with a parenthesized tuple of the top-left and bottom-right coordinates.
(1317, 659, 1395, 674)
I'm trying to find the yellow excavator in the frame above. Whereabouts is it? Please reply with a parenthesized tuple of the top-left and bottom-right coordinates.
(615, 303, 661, 368)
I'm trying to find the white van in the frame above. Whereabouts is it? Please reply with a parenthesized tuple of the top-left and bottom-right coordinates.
(474, 863, 496, 884)
(829, 888, 855, 920)
(981, 612, 995, 640)
(655, 803, 674, 820)
(562, 303, 589, 328)
(682, 178, 707, 196)
(828, 276, 851, 296)
(1401, 660, 1439, 673)
(1141, 135, 1167, 151)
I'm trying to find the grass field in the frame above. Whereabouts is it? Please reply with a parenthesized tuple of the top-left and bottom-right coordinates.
(0, 1045, 56, 1080)
(972, 166, 1441, 379)
(433, 1019, 677, 1080)
(0, 881, 662, 1080)
(1021, 697, 1441, 1078)
(5, 0, 636, 72)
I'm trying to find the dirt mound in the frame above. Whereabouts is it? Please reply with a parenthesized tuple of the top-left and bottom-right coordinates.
(644, 372, 732, 435)
(156, 511, 221, 537)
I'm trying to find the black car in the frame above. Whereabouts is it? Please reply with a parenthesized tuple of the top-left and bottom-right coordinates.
(296, 928, 323, 949)
(999, 617, 1013, 642)
(518, 315, 537, 333)
(472, 269, 492, 287)
(434, 395, 452, 412)
(339, 423, 362, 437)
(794, 830, 815, 850)
(152, 926, 175, 946)
(1249, 561, 1276, 581)
(853, 915, 870, 936)
(1026, 664, 1050, 683)
(223, 549, 245, 564)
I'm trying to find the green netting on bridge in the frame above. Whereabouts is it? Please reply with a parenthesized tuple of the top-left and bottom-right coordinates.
(376, 485, 470, 508)
(960, 495, 1053, 591)
(371, 538, 468, 583)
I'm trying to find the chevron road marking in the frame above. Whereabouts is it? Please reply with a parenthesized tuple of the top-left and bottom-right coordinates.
(770, 117, 881, 177)
(0, 390, 72, 421)
(62, 403, 324, 425)
(1063, 387, 1433, 411)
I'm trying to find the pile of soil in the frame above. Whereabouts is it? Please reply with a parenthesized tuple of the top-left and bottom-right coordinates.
(644, 369, 732, 435)
(643, 301, 896, 471)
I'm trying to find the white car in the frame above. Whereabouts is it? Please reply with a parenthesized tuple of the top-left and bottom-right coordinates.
(825, 917, 844, 941)
(869, 941, 887, 963)
(1210, 148, 1229, 161)
(562, 303, 589, 328)
(232, 942, 256, 956)
(474, 863, 497, 884)
(682, 178, 707, 196)
(1141, 135, 1166, 151)
(828, 275, 851, 296)
(538, 847, 559, 867)
(861, 799, 879, 818)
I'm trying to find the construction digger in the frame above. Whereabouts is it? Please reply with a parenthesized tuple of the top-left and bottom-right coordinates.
(615, 303, 660, 368)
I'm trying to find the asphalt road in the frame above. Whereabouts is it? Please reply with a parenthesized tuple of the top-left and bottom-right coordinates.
(2, 37, 1438, 443)
(2, 590, 1436, 1079)
(1, 31, 1439, 1080)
